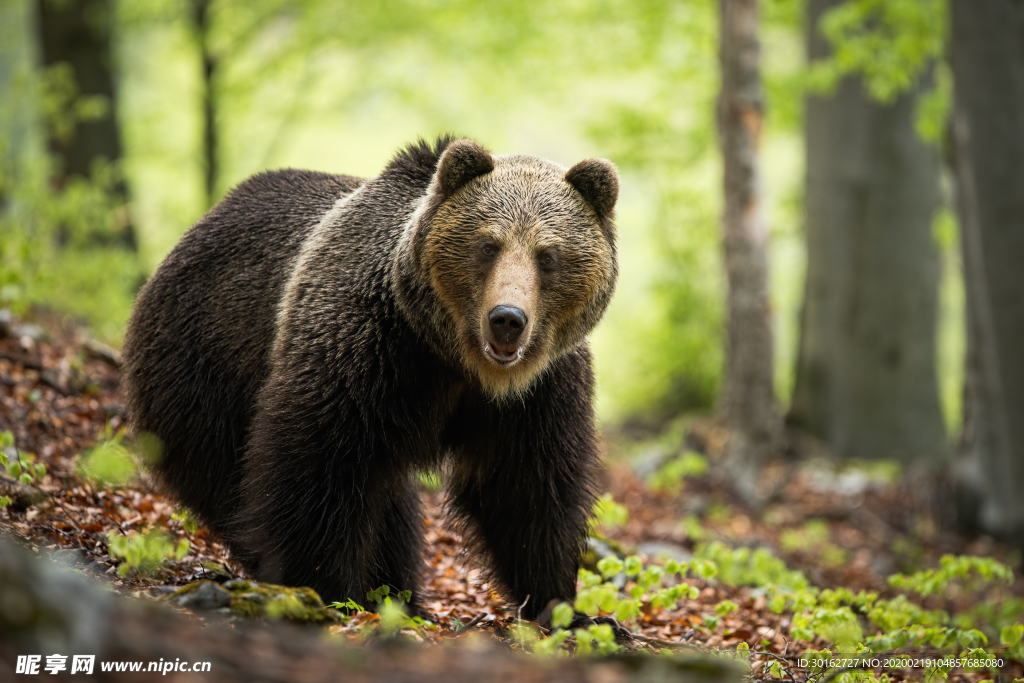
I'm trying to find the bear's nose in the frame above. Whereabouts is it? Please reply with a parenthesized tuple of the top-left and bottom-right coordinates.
(488, 305, 528, 344)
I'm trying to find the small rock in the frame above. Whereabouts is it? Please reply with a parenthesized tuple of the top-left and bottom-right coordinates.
(52, 549, 86, 566)
(81, 561, 104, 575)
(638, 541, 693, 565)
(149, 585, 178, 597)
(238, 592, 266, 605)
(17, 323, 43, 341)
(631, 445, 675, 478)
(587, 535, 619, 563)
(174, 581, 232, 611)
(223, 579, 252, 591)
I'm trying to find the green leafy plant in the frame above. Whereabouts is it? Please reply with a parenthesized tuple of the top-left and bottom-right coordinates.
(327, 597, 366, 612)
(359, 584, 437, 635)
(888, 555, 1013, 597)
(2, 429, 46, 485)
(551, 602, 575, 629)
(695, 541, 807, 590)
(715, 599, 738, 616)
(171, 507, 199, 535)
(365, 584, 413, 606)
(543, 550, 724, 656)
(6, 458, 47, 485)
(377, 597, 437, 636)
(1000, 624, 1024, 663)
(107, 529, 189, 577)
(573, 623, 620, 656)
(327, 585, 433, 635)
(543, 530, 1017, 671)
(647, 450, 708, 494)
(591, 492, 629, 530)
(78, 425, 137, 487)
(570, 556, 701, 631)
(780, 519, 848, 567)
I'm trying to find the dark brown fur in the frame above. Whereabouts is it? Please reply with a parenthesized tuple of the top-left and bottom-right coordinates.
(122, 136, 619, 620)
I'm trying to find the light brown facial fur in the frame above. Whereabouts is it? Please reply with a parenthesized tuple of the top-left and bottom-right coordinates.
(406, 147, 619, 399)
(480, 247, 538, 364)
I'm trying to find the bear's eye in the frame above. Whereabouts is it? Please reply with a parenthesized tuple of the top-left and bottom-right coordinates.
(479, 242, 498, 258)
(538, 251, 558, 271)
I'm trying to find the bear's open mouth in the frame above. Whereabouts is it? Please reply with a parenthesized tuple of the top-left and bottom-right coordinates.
(485, 340, 523, 365)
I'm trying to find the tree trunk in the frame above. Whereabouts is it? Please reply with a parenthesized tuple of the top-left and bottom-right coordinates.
(35, 0, 135, 250)
(950, 0, 1024, 548)
(788, 0, 946, 467)
(190, 0, 218, 208)
(718, 0, 779, 503)
(0, 0, 42, 215)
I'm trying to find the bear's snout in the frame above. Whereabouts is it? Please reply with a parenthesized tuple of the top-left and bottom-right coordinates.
(485, 304, 528, 365)
(488, 305, 527, 344)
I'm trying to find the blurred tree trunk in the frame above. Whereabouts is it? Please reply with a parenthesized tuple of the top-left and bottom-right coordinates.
(788, 0, 946, 466)
(0, 1, 41, 214)
(35, 0, 135, 250)
(190, 0, 218, 208)
(950, 0, 1024, 548)
(718, 0, 779, 504)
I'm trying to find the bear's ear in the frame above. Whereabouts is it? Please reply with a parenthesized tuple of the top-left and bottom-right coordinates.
(565, 158, 619, 220)
(434, 139, 495, 199)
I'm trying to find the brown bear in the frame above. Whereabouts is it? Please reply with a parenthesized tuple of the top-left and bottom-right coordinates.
(121, 136, 619, 622)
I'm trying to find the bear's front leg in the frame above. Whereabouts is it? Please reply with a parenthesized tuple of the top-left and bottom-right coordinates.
(446, 348, 600, 622)
(238, 367, 425, 609)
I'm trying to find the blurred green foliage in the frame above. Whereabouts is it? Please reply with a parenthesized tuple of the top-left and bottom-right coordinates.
(1, 2, 142, 341)
(591, 492, 629, 531)
(1, 429, 46, 485)
(0, 0, 960, 430)
(107, 528, 189, 576)
(647, 450, 708, 494)
(6, 0, 787, 421)
(807, 0, 946, 104)
(779, 518, 848, 567)
(78, 425, 138, 487)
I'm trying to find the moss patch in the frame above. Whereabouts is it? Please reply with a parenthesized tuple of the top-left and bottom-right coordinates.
(168, 579, 342, 624)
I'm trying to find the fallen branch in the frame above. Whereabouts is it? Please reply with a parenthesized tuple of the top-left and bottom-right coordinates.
(453, 612, 487, 635)
(0, 351, 75, 395)
(0, 471, 48, 510)
(83, 339, 121, 369)
(0, 351, 44, 371)
(631, 632, 701, 651)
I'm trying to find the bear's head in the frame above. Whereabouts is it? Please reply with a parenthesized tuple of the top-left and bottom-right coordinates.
(396, 139, 619, 399)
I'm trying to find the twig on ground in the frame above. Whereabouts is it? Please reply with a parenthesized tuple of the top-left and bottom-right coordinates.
(514, 594, 530, 649)
(631, 632, 702, 650)
(630, 634, 696, 651)
(516, 594, 530, 622)
(453, 612, 487, 635)
(752, 649, 799, 683)
(51, 495, 84, 533)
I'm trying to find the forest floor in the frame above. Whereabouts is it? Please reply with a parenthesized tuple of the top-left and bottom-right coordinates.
(1, 310, 1022, 683)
